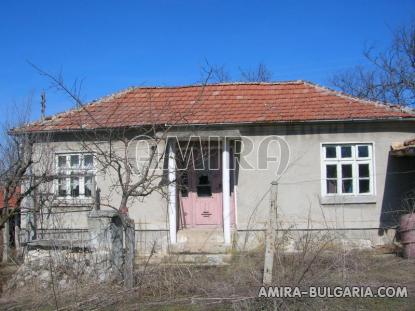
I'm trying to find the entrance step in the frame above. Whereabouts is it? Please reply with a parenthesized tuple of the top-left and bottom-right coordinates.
(135, 229, 232, 266)
(171, 229, 230, 254)
(135, 253, 232, 266)
(162, 253, 232, 265)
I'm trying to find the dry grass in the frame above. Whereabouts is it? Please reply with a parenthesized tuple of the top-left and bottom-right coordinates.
(0, 247, 414, 311)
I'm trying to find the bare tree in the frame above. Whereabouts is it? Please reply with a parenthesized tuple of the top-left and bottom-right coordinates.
(201, 61, 273, 83)
(331, 20, 415, 106)
(201, 60, 231, 83)
(31, 65, 212, 214)
(27, 65, 217, 286)
(240, 63, 273, 82)
(0, 103, 54, 262)
(21, 60, 271, 284)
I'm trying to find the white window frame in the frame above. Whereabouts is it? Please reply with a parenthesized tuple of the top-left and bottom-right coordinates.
(321, 143, 375, 197)
(55, 153, 96, 199)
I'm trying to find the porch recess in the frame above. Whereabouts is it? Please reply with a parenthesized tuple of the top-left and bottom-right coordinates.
(166, 130, 240, 247)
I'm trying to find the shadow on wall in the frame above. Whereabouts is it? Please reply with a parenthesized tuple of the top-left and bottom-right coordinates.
(380, 153, 415, 234)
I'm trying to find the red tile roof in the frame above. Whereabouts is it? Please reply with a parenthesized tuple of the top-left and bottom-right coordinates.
(18, 81, 415, 133)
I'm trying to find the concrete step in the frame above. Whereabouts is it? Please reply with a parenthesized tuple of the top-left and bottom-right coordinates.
(177, 228, 225, 243)
(163, 253, 232, 265)
(172, 228, 229, 253)
(170, 242, 229, 254)
(135, 253, 232, 266)
(136, 229, 232, 266)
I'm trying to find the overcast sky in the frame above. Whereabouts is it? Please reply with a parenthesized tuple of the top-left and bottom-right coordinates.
(0, 0, 413, 123)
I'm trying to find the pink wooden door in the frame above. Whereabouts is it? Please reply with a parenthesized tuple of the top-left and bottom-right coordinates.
(179, 146, 223, 228)
(194, 149, 222, 226)
(178, 144, 237, 229)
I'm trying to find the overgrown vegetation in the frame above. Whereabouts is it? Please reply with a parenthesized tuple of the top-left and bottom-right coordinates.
(1, 236, 414, 310)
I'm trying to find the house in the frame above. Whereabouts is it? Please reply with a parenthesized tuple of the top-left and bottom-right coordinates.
(15, 81, 415, 258)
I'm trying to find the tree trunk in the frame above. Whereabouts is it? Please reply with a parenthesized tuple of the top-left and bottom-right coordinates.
(123, 217, 135, 288)
(119, 196, 129, 214)
(14, 224, 21, 258)
(2, 220, 10, 263)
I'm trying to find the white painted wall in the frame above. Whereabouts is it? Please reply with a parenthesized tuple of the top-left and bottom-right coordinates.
(23, 121, 415, 252)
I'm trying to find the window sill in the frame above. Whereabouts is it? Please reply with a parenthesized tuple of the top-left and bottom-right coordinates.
(320, 195, 376, 205)
(54, 197, 94, 206)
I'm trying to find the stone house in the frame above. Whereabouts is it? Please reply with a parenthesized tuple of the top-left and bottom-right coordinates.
(15, 81, 415, 259)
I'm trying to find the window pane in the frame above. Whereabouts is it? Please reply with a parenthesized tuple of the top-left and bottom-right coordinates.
(84, 176, 93, 197)
(197, 185, 212, 197)
(359, 179, 370, 193)
(58, 178, 67, 196)
(84, 155, 93, 168)
(325, 146, 336, 158)
(341, 146, 352, 158)
(70, 176, 79, 197)
(196, 174, 211, 197)
(326, 180, 337, 194)
(358, 145, 369, 158)
(70, 155, 80, 168)
(342, 164, 353, 178)
(358, 164, 369, 178)
(326, 165, 337, 178)
(342, 180, 353, 193)
(58, 156, 67, 168)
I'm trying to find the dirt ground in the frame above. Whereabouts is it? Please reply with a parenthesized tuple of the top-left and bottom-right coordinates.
(0, 249, 414, 310)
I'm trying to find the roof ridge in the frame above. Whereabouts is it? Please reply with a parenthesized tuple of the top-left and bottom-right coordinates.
(19, 81, 307, 130)
(129, 80, 305, 90)
(15, 80, 415, 133)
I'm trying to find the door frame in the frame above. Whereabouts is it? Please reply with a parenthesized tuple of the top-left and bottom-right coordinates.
(167, 137, 237, 245)
(176, 141, 236, 229)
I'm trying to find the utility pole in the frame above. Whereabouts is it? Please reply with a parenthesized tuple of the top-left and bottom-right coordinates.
(263, 181, 278, 285)
(40, 91, 46, 121)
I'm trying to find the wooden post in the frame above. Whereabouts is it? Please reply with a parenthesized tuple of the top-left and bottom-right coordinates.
(263, 181, 278, 285)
